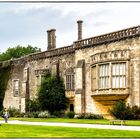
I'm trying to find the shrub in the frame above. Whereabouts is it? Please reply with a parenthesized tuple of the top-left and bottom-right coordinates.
(51, 111, 65, 118)
(67, 111, 75, 118)
(7, 107, 20, 117)
(38, 111, 49, 118)
(131, 106, 140, 120)
(76, 113, 103, 119)
(110, 100, 127, 120)
(28, 99, 41, 112)
(110, 100, 140, 120)
(76, 113, 85, 119)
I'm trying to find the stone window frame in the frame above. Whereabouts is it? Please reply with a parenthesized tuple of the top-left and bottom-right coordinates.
(13, 79, 20, 97)
(91, 61, 127, 91)
(66, 68, 75, 91)
(91, 65, 96, 91)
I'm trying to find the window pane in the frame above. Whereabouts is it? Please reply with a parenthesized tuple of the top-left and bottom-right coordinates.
(112, 77, 115, 88)
(112, 64, 116, 75)
(123, 76, 126, 88)
(116, 64, 119, 75)
(123, 63, 126, 75)
(14, 80, 19, 96)
(66, 69, 75, 90)
(100, 66, 102, 76)
(116, 76, 119, 88)
(120, 76, 123, 88)
(120, 64, 123, 75)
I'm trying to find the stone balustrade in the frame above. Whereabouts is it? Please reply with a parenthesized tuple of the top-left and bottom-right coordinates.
(27, 45, 74, 61)
(0, 25, 139, 65)
(74, 25, 140, 48)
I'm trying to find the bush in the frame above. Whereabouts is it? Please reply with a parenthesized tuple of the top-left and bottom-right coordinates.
(28, 99, 41, 112)
(110, 100, 140, 120)
(110, 100, 127, 120)
(67, 111, 75, 118)
(131, 106, 140, 120)
(76, 113, 103, 119)
(51, 111, 65, 118)
(38, 111, 49, 118)
(7, 107, 20, 117)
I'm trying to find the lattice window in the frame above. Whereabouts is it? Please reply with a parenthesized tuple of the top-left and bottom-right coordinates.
(99, 64, 110, 89)
(112, 63, 126, 88)
(66, 68, 75, 90)
(13, 79, 19, 96)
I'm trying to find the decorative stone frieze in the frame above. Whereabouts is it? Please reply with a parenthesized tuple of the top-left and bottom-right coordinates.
(91, 49, 130, 65)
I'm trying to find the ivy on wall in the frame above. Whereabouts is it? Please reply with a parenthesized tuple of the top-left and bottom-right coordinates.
(0, 66, 11, 110)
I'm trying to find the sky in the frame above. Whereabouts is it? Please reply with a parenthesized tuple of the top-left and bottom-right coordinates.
(0, 1, 140, 52)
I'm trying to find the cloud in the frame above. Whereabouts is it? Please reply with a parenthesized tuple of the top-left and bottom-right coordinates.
(0, 3, 140, 53)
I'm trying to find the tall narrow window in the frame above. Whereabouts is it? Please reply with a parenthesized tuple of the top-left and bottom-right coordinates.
(112, 63, 126, 88)
(91, 66, 96, 90)
(13, 80, 19, 96)
(99, 64, 110, 89)
(66, 68, 75, 90)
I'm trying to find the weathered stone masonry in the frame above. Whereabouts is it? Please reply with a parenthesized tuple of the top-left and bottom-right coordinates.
(2, 21, 140, 118)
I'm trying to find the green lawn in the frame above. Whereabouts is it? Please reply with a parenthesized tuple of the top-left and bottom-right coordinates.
(3, 117, 140, 126)
(0, 124, 140, 138)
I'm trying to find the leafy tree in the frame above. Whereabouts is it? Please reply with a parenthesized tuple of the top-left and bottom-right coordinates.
(0, 45, 41, 61)
(38, 74, 68, 115)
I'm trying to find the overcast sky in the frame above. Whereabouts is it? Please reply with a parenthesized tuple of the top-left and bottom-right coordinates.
(0, 2, 140, 52)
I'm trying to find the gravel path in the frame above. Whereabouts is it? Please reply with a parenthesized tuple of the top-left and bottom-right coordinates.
(0, 120, 140, 131)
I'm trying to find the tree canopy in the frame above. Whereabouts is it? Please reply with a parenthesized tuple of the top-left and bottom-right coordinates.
(0, 45, 41, 61)
(38, 74, 68, 114)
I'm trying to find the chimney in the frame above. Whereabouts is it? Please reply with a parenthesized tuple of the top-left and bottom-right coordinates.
(77, 20, 83, 40)
(50, 29, 56, 49)
(47, 29, 56, 50)
(47, 30, 51, 50)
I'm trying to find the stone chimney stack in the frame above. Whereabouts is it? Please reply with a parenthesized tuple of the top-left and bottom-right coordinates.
(47, 29, 56, 50)
(50, 29, 56, 49)
(77, 20, 83, 40)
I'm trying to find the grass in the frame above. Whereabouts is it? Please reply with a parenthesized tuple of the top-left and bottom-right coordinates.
(0, 124, 140, 138)
(2, 117, 140, 126)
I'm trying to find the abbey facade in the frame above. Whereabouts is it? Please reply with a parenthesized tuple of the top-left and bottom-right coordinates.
(2, 20, 140, 118)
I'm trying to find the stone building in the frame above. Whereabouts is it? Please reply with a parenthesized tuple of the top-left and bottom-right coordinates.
(2, 20, 140, 118)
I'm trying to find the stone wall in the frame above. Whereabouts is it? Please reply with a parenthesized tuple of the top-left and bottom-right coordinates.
(2, 25, 140, 117)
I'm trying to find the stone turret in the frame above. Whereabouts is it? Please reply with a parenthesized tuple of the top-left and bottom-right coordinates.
(47, 29, 56, 50)
(77, 20, 83, 40)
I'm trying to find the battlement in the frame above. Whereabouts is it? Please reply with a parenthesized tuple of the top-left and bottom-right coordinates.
(74, 25, 140, 49)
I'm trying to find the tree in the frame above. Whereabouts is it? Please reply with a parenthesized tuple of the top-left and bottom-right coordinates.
(0, 45, 41, 61)
(38, 74, 68, 115)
